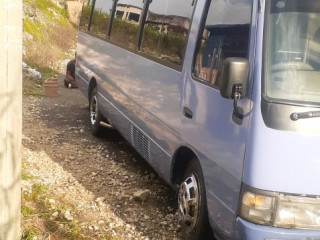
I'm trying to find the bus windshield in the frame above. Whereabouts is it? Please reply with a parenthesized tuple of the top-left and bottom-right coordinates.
(264, 0, 320, 104)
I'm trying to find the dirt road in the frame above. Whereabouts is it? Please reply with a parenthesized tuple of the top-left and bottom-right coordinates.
(22, 62, 183, 240)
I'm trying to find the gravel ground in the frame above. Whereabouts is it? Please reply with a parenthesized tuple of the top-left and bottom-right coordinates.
(22, 63, 183, 240)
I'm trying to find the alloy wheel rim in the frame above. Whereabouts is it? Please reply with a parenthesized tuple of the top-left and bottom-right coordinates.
(90, 95, 97, 125)
(178, 173, 199, 232)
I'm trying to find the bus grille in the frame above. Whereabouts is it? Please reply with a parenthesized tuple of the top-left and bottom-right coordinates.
(130, 125, 151, 161)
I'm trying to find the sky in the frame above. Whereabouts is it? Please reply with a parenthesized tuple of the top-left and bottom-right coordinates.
(93, 0, 194, 17)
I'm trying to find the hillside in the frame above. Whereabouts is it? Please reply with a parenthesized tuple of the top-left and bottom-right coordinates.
(23, 0, 77, 95)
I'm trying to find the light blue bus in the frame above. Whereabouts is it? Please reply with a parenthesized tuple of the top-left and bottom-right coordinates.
(75, 0, 320, 239)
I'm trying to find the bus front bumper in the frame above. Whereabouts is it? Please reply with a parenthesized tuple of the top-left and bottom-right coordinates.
(235, 218, 320, 240)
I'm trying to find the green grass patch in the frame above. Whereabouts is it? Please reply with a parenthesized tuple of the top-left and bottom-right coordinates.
(21, 205, 34, 217)
(23, 79, 44, 97)
(30, 183, 48, 201)
(23, 18, 45, 42)
(21, 229, 38, 240)
(21, 169, 35, 181)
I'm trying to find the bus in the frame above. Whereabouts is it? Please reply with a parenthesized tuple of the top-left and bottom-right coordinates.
(75, 0, 320, 239)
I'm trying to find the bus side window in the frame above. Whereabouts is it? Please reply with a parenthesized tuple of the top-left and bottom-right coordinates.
(194, 0, 252, 88)
(79, 0, 113, 38)
(90, 0, 113, 39)
(110, 1, 144, 49)
(140, 0, 194, 67)
(79, 1, 93, 32)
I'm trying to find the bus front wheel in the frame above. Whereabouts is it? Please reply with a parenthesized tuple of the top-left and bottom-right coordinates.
(178, 159, 211, 240)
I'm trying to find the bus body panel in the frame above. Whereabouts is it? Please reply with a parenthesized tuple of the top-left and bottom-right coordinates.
(235, 218, 320, 240)
(76, 32, 177, 181)
(182, 71, 252, 238)
(178, 1, 254, 236)
(244, 89, 320, 196)
(76, 32, 134, 141)
(243, 3, 320, 196)
(76, 0, 320, 238)
(129, 58, 183, 181)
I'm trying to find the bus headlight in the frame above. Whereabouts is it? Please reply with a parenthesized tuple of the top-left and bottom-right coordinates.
(240, 188, 320, 229)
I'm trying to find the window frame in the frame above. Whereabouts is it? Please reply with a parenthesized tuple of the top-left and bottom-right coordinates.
(138, 0, 196, 70)
(79, 0, 196, 72)
(192, 0, 253, 89)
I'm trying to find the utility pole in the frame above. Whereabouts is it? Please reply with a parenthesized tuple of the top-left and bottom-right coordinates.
(0, 0, 22, 239)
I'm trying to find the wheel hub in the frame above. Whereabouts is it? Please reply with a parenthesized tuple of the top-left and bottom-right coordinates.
(178, 173, 199, 231)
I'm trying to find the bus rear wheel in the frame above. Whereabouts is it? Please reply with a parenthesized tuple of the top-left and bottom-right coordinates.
(178, 159, 211, 240)
(89, 87, 103, 137)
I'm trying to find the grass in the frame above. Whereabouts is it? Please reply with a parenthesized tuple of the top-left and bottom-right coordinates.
(21, 182, 116, 239)
(22, 78, 44, 97)
(21, 181, 85, 240)
(23, 0, 76, 96)
(21, 169, 115, 239)
(21, 229, 38, 240)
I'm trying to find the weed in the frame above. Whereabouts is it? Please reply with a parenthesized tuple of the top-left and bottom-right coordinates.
(21, 169, 34, 181)
(23, 78, 44, 97)
(21, 181, 86, 239)
(21, 229, 38, 240)
(21, 205, 34, 217)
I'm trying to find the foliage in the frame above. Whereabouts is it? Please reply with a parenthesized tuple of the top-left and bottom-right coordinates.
(91, 10, 110, 35)
(78, 2, 185, 64)
(79, 4, 91, 31)
(21, 229, 38, 240)
(31, 0, 69, 24)
(21, 169, 34, 181)
(111, 18, 138, 47)
(143, 24, 185, 64)
(23, 0, 76, 95)
(80, 4, 110, 37)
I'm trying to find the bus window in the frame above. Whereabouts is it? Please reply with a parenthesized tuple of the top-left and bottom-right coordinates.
(194, 0, 252, 88)
(265, 0, 320, 104)
(90, 0, 113, 39)
(79, 1, 92, 32)
(140, 0, 194, 67)
(110, 0, 144, 49)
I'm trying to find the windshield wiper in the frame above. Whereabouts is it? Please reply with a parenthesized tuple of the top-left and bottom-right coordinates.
(290, 111, 320, 121)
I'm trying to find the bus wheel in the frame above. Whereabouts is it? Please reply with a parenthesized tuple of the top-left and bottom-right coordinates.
(89, 87, 103, 137)
(178, 160, 210, 240)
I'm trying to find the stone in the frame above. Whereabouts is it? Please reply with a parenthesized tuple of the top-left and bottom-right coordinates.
(63, 210, 73, 221)
(52, 211, 59, 218)
(133, 189, 150, 202)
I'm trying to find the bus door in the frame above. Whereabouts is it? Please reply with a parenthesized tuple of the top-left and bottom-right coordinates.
(181, 0, 253, 237)
(129, 0, 195, 180)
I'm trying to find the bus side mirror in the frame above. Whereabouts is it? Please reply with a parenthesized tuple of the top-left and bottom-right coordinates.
(220, 57, 249, 99)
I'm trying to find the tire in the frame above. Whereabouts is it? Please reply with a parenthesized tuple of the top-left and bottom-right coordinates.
(178, 159, 212, 240)
(89, 87, 104, 137)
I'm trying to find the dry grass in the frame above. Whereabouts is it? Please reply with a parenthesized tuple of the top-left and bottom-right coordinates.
(21, 183, 83, 240)
(24, 24, 76, 71)
(23, 0, 77, 95)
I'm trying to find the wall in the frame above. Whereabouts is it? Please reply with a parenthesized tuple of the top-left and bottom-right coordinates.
(0, 0, 22, 239)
